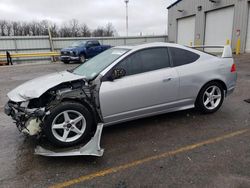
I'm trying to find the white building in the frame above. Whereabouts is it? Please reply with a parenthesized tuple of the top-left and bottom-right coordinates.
(168, 0, 250, 53)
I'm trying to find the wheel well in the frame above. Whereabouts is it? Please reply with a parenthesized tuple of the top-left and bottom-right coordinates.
(196, 80, 227, 103)
(60, 98, 99, 128)
(207, 80, 227, 91)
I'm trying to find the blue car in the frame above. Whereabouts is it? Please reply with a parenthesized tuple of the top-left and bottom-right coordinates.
(60, 40, 111, 64)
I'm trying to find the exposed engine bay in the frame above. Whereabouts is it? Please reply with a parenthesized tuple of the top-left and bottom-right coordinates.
(5, 78, 102, 137)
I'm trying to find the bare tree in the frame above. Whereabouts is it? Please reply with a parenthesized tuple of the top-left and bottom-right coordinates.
(92, 23, 117, 37)
(50, 23, 59, 37)
(0, 19, 117, 37)
(0, 20, 7, 36)
(12, 21, 20, 36)
(5, 22, 12, 36)
(22, 22, 31, 36)
(30, 21, 39, 36)
(40, 20, 49, 35)
(92, 26, 105, 37)
(69, 19, 80, 37)
(104, 23, 116, 36)
(80, 23, 91, 37)
(59, 24, 72, 37)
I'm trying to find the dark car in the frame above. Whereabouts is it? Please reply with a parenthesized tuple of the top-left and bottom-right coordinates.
(60, 40, 111, 64)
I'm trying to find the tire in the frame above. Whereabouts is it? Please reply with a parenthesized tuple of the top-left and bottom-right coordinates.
(195, 82, 224, 114)
(79, 54, 86, 63)
(62, 61, 70, 64)
(44, 102, 93, 147)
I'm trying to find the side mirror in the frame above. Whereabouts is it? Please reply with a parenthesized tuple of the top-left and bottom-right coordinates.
(110, 68, 126, 80)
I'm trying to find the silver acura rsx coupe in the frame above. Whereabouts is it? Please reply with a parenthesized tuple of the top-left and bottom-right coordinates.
(4, 43, 237, 147)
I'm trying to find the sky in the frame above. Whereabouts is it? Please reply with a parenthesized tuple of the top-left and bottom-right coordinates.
(0, 0, 177, 36)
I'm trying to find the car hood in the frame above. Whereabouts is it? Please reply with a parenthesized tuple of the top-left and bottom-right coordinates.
(61, 47, 75, 51)
(61, 47, 83, 52)
(7, 71, 85, 102)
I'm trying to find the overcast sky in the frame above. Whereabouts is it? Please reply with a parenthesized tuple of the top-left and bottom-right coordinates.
(0, 0, 177, 36)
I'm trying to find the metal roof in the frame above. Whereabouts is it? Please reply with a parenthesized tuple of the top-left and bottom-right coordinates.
(167, 0, 183, 9)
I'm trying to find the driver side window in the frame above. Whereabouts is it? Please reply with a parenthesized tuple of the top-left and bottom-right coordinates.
(87, 41, 94, 48)
(116, 47, 170, 76)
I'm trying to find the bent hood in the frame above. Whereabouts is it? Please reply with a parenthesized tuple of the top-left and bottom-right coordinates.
(7, 71, 85, 102)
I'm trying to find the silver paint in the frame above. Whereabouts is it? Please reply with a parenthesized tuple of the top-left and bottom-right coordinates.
(7, 71, 85, 102)
(7, 42, 237, 126)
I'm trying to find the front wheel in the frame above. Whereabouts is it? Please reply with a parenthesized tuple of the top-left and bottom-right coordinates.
(195, 82, 224, 114)
(44, 102, 93, 147)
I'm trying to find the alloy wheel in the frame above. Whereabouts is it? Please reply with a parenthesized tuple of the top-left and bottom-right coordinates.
(51, 110, 86, 143)
(203, 85, 222, 110)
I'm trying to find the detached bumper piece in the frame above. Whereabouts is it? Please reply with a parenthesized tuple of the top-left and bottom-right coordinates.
(244, 99, 250, 103)
(4, 103, 12, 116)
(35, 123, 104, 157)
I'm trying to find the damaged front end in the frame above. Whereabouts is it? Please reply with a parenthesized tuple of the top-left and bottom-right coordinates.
(4, 100, 45, 136)
(5, 76, 101, 138)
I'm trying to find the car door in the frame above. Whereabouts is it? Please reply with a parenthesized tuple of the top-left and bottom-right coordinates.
(86, 41, 96, 57)
(168, 47, 201, 101)
(92, 41, 103, 55)
(99, 47, 180, 124)
(86, 41, 101, 57)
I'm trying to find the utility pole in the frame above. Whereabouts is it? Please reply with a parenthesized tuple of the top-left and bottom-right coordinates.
(48, 26, 55, 62)
(125, 0, 129, 36)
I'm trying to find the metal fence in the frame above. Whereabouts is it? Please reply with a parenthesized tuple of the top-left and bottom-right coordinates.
(0, 35, 168, 63)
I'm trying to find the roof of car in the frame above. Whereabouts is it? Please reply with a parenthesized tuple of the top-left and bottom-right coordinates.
(115, 42, 183, 51)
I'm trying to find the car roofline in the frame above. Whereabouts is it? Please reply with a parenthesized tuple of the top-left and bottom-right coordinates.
(113, 42, 185, 51)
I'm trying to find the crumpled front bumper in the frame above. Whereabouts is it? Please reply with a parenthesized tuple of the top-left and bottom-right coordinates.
(4, 101, 46, 135)
(60, 56, 80, 62)
(4, 103, 12, 116)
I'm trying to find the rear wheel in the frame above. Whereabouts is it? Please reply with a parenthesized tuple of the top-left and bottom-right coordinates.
(44, 102, 93, 147)
(196, 82, 224, 114)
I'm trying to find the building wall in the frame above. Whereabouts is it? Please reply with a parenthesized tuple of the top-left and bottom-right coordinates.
(168, 0, 250, 52)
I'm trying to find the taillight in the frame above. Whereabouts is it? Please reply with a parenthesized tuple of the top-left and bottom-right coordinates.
(231, 63, 236, 72)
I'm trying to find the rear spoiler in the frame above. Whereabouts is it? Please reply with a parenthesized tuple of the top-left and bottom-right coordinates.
(190, 45, 232, 58)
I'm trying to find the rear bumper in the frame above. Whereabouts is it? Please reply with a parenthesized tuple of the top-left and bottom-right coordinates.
(60, 56, 80, 62)
(226, 86, 235, 96)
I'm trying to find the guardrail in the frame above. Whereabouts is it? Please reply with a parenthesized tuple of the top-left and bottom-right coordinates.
(0, 52, 60, 59)
(0, 51, 60, 65)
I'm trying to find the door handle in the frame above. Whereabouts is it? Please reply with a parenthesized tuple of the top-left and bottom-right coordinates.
(162, 78, 172, 82)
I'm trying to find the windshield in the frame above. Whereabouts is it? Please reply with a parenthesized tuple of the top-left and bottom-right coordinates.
(73, 48, 129, 79)
(70, 41, 86, 47)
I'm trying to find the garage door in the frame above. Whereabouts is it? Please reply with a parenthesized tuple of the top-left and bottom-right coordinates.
(245, 5, 250, 52)
(205, 7, 234, 46)
(177, 16, 195, 46)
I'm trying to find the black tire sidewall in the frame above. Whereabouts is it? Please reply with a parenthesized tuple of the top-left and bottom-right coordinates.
(62, 61, 70, 64)
(196, 82, 224, 114)
(44, 102, 93, 147)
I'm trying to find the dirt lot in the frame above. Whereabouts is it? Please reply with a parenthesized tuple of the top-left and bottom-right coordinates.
(0, 56, 249, 188)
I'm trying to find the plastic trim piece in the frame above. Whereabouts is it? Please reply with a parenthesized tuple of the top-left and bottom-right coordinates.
(34, 123, 104, 157)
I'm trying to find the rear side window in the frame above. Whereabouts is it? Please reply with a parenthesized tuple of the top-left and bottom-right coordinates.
(169, 47, 200, 67)
(92, 41, 100, 46)
(117, 47, 170, 76)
